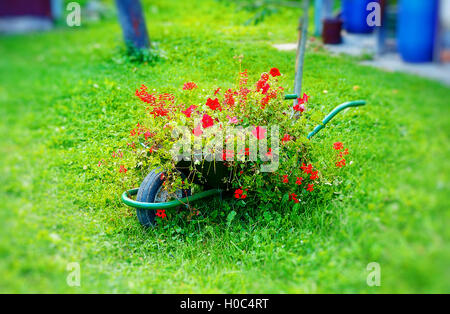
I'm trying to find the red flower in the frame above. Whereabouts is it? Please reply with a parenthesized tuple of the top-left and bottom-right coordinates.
(135, 85, 156, 105)
(222, 149, 234, 160)
(158, 93, 175, 102)
(260, 95, 270, 108)
(281, 134, 292, 144)
(156, 209, 167, 218)
(261, 83, 270, 95)
(336, 159, 346, 168)
(270, 67, 281, 77)
(251, 126, 267, 140)
(265, 148, 272, 157)
(193, 124, 203, 136)
(202, 114, 214, 128)
(310, 171, 319, 180)
(333, 142, 343, 150)
(224, 89, 235, 106)
(119, 165, 127, 173)
(130, 129, 136, 136)
(181, 105, 197, 118)
(214, 87, 221, 95)
(301, 163, 313, 174)
(297, 93, 309, 104)
(150, 106, 169, 117)
(183, 82, 198, 90)
(289, 193, 299, 203)
(239, 70, 248, 86)
(206, 98, 221, 111)
(293, 103, 305, 112)
(306, 184, 314, 192)
(234, 188, 247, 199)
(282, 175, 289, 183)
(256, 73, 270, 93)
(295, 177, 303, 185)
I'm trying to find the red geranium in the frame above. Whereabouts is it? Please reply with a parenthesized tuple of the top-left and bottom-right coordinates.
(193, 124, 203, 136)
(234, 188, 247, 199)
(333, 142, 343, 150)
(293, 103, 305, 112)
(336, 159, 346, 168)
(206, 97, 221, 111)
(181, 105, 197, 118)
(270, 67, 281, 77)
(156, 209, 167, 218)
(251, 126, 267, 140)
(281, 134, 292, 144)
(289, 193, 299, 203)
(301, 163, 313, 174)
(297, 93, 309, 104)
(202, 114, 214, 128)
(183, 82, 198, 90)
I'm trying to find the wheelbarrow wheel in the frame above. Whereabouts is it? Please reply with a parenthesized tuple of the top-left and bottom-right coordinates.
(136, 169, 191, 227)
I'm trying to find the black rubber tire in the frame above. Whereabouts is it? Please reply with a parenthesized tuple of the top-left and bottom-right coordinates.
(136, 169, 191, 227)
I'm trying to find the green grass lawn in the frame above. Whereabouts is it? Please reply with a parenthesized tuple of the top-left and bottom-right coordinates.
(0, 0, 449, 293)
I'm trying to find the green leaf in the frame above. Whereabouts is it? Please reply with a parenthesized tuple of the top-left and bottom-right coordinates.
(226, 210, 237, 226)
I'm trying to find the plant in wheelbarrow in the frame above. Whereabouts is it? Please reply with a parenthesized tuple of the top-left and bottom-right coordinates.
(101, 67, 365, 227)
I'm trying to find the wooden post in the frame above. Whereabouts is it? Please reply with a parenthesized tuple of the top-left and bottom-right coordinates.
(115, 0, 150, 49)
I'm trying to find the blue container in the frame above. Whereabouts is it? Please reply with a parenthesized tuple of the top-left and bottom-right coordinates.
(342, 0, 377, 33)
(398, 0, 438, 63)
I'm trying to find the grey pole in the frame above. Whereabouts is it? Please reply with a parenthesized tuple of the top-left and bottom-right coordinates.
(115, 0, 150, 49)
(292, 0, 310, 118)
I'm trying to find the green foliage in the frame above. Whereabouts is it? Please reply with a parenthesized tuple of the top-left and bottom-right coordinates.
(124, 42, 165, 64)
(0, 0, 448, 293)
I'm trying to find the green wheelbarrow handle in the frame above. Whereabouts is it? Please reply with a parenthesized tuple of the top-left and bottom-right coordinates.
(307, 100, 366, 139)
(122, 188, 222, 209)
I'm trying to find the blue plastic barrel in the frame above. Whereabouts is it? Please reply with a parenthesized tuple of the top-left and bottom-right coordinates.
(398, 0, 438, 63)
(342, 0, 377, 33)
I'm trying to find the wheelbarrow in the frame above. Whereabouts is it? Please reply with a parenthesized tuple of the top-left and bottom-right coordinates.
(122, 95, 366, 227)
